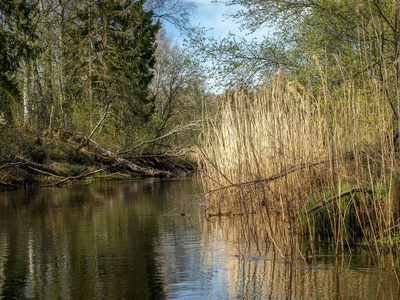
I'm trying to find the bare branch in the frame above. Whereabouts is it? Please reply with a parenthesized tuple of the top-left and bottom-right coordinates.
(118, 122, 200, 155)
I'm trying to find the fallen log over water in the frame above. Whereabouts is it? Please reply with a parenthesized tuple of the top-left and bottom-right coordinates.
(87, 139, 171, 177)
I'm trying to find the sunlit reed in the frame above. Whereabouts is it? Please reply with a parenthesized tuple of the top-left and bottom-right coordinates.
(198, 59, 400, 259)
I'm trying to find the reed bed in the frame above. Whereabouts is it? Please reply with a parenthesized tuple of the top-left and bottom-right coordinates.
(198, 65, 400, 258)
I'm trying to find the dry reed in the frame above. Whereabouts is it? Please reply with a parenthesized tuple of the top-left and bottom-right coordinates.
(198, 59, 400, 258)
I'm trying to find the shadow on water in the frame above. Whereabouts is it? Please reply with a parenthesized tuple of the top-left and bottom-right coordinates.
(0, 177, 399, 299)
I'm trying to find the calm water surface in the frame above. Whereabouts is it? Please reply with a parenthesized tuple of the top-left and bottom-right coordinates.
(0, 177, 399, 299)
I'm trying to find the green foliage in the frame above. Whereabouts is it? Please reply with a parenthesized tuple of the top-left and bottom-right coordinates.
(187, 0, 400, 94)
(299, 186, 367, 243)
(0, 0, 37, 121)
(65, 0, 160, 137)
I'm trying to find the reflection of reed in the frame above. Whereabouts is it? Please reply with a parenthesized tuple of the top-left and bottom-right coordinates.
(201, 216, 400, 299)
(205, 200, 299, 258)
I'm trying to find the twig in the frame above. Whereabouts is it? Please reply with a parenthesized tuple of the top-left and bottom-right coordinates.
(88, 101, 111, 141)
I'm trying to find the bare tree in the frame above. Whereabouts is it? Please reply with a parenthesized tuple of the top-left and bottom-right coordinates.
(145, 0, 196, 30)
(152, 29, 203, 133)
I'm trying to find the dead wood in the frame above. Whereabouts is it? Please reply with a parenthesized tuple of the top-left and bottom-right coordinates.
(205, 159, 330, 195)
(23, 162, 66, 178)
(116, 159, 170, 177)
(86, 139, 170, 177)
(77, 101, 111, 151)
(51, 161, 124, 186)
(306, 187, 371, 214)
(0, 142, 55, 171)
(50, 157, 167, 186)
(53, 168, 107, 186)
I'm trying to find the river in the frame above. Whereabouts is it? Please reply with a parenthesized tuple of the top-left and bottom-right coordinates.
(0, 177, 398, 299)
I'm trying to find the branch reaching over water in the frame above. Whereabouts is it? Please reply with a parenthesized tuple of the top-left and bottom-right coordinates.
(205, 159, 330, 195)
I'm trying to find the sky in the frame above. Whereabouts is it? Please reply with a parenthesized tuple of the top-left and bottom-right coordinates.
(163, 0, 258, 44)
(162, 0, 269, 92)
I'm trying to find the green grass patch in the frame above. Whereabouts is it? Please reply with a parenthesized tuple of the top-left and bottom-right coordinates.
(298, 185, 375, 243)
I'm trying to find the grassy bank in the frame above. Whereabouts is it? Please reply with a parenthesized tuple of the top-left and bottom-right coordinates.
(198, 66, 400, 257)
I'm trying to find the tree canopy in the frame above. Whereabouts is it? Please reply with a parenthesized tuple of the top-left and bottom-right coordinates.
(0, 0, 37, 119)
(186, 0, 400, 89)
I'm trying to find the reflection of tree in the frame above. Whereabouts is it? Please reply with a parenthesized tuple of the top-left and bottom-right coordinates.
(0, 179, 397, 298)
(0, 179, 201, 299)
(1, 221, 28, 299)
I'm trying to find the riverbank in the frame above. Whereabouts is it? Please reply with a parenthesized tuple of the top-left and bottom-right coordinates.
(0, 128, 197, 190)
(198, 75, 400, 256)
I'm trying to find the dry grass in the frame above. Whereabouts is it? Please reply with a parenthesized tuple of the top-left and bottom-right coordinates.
(198, 63, 400, 257)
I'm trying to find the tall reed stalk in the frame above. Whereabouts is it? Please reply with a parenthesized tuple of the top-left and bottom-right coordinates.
(198, 61, 400, 257)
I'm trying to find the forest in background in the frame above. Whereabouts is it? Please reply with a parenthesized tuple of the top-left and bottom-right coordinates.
(0, 0, 214, 187)
(3, 0, 400, 256)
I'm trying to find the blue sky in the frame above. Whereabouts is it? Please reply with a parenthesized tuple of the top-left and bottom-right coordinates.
(162, 0, 269, 92)
(163, 0, 253, 43)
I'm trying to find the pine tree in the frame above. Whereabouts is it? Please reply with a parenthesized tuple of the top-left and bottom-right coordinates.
(65, 0, 160, 140)
(0, 0, 36, 123)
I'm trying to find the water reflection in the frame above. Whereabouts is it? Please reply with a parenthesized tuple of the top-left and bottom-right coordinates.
(0, 178, 398, 299)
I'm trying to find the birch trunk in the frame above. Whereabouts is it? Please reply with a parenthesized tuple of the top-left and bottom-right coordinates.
(23, 61, 32, 124)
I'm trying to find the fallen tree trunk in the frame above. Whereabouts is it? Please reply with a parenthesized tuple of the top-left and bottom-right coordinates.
(307, 187, 370, 214)
(22, 161, 65, 178)
(53, 167, 109, 186)
(87, 139, 170, 177)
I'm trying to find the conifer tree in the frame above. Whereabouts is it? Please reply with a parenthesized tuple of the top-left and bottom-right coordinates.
(65, 0, 160, 139)
(0, 0, 36, 123)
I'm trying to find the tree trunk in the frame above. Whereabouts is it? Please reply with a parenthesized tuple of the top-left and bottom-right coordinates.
(23, 60, 32, 124)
